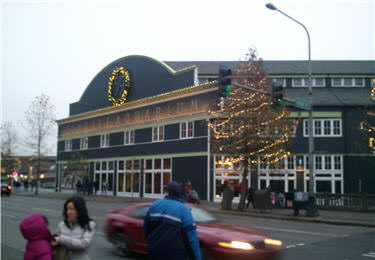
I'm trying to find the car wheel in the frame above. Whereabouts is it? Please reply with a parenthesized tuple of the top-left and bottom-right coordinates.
(113, 231, 131, 257)
(200, 246, 211, 260)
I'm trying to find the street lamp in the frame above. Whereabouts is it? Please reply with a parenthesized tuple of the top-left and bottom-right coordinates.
(266, 3, 318, 216)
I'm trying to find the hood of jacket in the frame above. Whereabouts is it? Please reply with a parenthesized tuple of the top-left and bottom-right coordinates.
(20, 214, 52, 241)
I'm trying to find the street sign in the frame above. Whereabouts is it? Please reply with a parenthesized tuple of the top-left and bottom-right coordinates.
(294, 98, 311, 110)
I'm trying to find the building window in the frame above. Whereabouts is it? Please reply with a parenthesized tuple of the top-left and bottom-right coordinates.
(332, 78, 341, 86)
(344, 78, 352, 86)
(332, 78, 365, 87)
(315, 156, 322, 170)
(304, 119, 342, 137)
(124, 130, 134, 145)
(314, 78, 325, 87)
(100, 133, 110, 147)
(152, 126, 164, 142)
(65, 139, 72, 151)
(333, 120, 341, 135)
(354, 78, 364, 86)
(287, 156, 294, 169)
(323, 120, 331, 135)
(314, 121, 322, 135)
(324, 156, 332, 169)
(334, 156, 342, 169)
(292, 78, 324, 87)
(292, 78, 303, 87)
(180, 121, 194, 139)
(272, 78, 285, 87)
(80, 137, 88, 150)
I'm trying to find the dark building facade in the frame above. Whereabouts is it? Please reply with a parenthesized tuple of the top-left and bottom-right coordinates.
(56, 56, 375, 200)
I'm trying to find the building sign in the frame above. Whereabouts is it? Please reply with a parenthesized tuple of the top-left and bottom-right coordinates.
(59, 93, 212, 138)
(108, 67, 131, 106)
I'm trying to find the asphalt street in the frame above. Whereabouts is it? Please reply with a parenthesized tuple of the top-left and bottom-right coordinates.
(2, 195, 375, 260)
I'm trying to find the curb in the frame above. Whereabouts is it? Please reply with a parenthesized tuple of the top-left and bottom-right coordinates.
(207, 208, 375, 228)
(11, 192, 375, 228)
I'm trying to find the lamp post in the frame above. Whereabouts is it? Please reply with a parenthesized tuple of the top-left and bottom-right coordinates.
(266, 3, 318, 216)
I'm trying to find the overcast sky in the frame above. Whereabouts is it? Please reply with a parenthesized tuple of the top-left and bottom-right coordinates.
(1, 0, 374, 155)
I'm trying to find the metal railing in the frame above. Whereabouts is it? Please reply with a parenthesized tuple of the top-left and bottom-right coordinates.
(315, 193, 375, 212)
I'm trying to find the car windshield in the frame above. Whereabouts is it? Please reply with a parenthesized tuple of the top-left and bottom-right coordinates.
(189, 206, 216, 223)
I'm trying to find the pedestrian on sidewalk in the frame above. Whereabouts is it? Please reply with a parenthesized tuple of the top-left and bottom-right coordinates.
(143, 181, 202, 260)
(94, 180, 99, 196)
(20, 214, 54, 260)
(52, 196, 96, 260)
(246, 186, 255, 209)
(101, 181, 107, 196)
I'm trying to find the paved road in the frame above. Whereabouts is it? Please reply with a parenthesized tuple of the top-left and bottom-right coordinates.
(2, 195, 374, 260)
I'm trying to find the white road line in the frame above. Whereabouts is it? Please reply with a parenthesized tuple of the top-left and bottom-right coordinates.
(363, 252, 375, 258)
(92, 216, 105, 221)
(32, 208, 60, 214)
(254, 225, 342, 237)
(286, 243, 305, 249)
(3, 214, 17, 219)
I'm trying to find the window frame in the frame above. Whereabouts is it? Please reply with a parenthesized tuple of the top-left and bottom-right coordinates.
(152, 126, 164, 142)
(65, 139, 72, 151)
(303, 119, 342, 137)
(180, 121, 194, 139)
(100, 133, 110, 147)
(80, 137, 88, 150)
(124, 130, 135, 145)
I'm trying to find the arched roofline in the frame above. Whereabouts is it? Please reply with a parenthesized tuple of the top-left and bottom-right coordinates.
(76, 55, 197, 103)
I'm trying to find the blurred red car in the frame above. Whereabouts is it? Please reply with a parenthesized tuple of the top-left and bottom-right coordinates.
(105, 202, 282, 260)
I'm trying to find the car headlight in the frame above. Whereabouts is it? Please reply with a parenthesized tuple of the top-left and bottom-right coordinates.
(264, 238, 282, 246)
(218, 241, 254, 250)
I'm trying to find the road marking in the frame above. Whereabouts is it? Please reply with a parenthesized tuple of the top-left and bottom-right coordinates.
(254, 225, 343, 237)
(33, 208, 60, 214)
(96, 231, 105, 236)
(92, 216, 105, 221)
(286, 243, 304, 249)
(363, 252, 375, 258)
(3, 214, 17, 219)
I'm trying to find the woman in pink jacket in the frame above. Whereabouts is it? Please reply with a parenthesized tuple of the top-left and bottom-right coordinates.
(19, 214, 53, 260)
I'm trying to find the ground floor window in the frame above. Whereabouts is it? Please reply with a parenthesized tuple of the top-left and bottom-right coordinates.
(213, 154, 344, 201)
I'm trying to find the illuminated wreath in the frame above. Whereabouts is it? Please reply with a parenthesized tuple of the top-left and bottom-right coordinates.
(108, 67, 131, 106)
(371, 87, 375, 101)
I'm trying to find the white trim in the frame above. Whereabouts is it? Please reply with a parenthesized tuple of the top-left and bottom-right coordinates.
(150, 213, 182, 223)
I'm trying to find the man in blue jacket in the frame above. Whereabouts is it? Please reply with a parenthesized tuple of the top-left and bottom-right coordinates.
(143, 181, 202, 260)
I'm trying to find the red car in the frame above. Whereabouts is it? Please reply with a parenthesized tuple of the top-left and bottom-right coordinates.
(105, 202, 282, 260)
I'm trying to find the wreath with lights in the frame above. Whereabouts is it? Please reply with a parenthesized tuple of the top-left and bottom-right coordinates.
(108, 67, 131, 106)
(371, 87, 375, 101)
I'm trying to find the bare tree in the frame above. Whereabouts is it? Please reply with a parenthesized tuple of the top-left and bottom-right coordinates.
(1, 122, 20, 178)
(23, 94, 56, 194)
(209, 49, 298, 210)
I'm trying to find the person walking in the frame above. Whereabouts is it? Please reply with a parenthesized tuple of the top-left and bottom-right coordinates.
(52, 196, 96, 260)
(101, 181, 107, 196)
(94, 180, 99, 196)
(143, 181, 201, 260)
(246, 186, 255, 209)
(19, 214, 54, 260)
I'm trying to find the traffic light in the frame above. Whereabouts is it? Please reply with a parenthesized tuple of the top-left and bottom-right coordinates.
(218, 67, 232, 97)
(272, 85, 284, 107)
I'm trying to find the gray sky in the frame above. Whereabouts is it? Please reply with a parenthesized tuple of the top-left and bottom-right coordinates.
(1, 0, 374, 155)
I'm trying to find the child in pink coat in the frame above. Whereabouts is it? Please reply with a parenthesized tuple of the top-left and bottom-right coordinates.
(19, 214, 54, 260)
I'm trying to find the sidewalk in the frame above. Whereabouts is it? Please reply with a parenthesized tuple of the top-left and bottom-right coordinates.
(11, 189, 375, 228)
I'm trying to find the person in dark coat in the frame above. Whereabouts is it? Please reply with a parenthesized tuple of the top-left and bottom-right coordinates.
(246, 186, 255, 208)
(20, 214, 54, 260)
